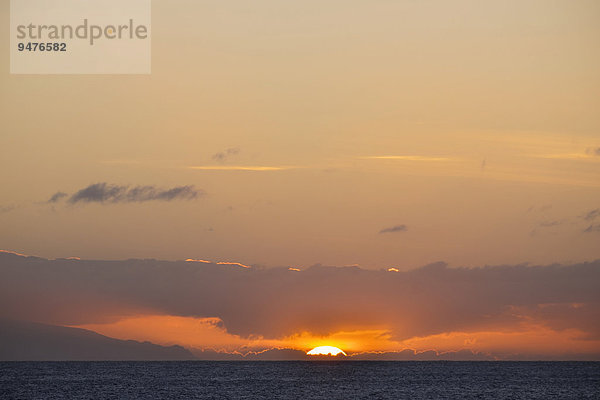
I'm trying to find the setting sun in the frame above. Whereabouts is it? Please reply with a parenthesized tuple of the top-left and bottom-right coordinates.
(307, 346, 347, 356)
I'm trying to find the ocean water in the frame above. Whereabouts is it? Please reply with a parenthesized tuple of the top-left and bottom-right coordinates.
(1, 361, 599, 399)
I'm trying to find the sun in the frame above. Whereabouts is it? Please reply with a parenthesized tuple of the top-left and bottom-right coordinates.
(307, 346, 347, 356)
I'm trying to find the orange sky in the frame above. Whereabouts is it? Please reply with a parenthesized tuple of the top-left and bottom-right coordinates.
(1, 0, 599, 269)
(76, 314, 600, 359)
(1, 1, 599, 360)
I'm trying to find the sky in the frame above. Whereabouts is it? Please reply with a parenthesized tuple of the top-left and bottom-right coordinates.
(0, 0, 599, 359)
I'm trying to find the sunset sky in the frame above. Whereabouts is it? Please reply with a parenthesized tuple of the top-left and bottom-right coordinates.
(1, 0, 599, 359)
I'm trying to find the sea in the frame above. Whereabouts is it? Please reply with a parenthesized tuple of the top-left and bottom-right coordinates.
(1, 361, 599, 399)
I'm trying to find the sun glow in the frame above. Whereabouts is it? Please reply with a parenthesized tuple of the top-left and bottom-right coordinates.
(307, 346, 347, 356)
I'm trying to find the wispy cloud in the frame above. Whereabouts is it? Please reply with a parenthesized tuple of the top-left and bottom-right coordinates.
(584, 225, 600, 233)
(212, 147, 240, 162)
(581, 209, 600, 222)
(99, 160, 143, 166)
(529, 208, 600, 237)
(67, 183, 202, 204)
(530, 153, 600, 161)
(538, 220, 563, 228)
(189, 166, 296, 171)
(360, 156, 457, 162)
(530, 219, 566, 237)
(47, 192, 68, 203)
(0, 205, 16, 214)
(379, 225, 408, 234)
(586, 147, 600, 156)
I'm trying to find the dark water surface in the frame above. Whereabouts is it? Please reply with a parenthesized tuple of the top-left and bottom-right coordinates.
(1, 361, 599, 399)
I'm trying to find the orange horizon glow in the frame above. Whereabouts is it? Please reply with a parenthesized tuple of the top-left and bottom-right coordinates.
(73, 314, 600, 358)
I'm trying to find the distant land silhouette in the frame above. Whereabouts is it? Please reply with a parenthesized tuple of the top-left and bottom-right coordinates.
(0, 320, 195, 361)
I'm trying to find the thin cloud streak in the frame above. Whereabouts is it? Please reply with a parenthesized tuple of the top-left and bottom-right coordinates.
(586, 147, 600, 156)
(67, 183, 202, 204)
(186, 259, 251, 268)
(0, 205, 16, 214)
(379, 225, 408, 234)
(188, 166, 297, 171)
(530, 153, 600, 161)
(47, 192, 68, 203)
(582, 209, 600, 222)
(216, 261, 251, 269)
(212, 148, 240, 162)
(360, 156, 458, 162)
(584, 225, 600, 233)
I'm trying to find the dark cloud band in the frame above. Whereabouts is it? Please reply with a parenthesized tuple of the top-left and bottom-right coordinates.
(1, 252, 598, 344)
(53, 183, 203, 204)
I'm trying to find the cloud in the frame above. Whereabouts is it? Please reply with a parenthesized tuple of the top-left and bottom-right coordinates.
(360, 156, 457, 162)
(0, 205, 16, 214)
(0, 250, 29, 257)
(530, 219, 564, 236)
(2, 252, 598, 352)
(185, 259, 251, 268)
(584, 225, 600, 233)
(538, 220, 563, 228)
(532, 150, 600, 161)
(216, 261, 251, 269)
(212, 147, 240, 162)
(379, 225, 407, 234)
(67, 183, 202, 204)
(586, 147, 600, 156)
(47, 192, 68, 203)
(582, 209, 600, 222)
(189, 166, 295, 171)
